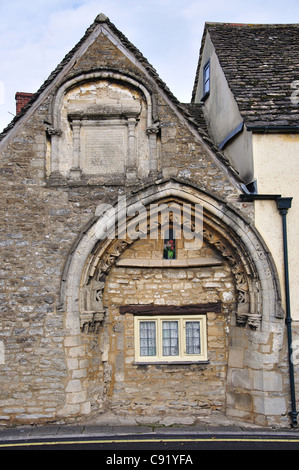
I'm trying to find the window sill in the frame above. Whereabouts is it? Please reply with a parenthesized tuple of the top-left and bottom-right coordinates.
(201, 91, 210, 103)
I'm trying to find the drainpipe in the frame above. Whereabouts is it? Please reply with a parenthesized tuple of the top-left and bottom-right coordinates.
(276, 197, 298, 427)
(240, 193, 298, 426)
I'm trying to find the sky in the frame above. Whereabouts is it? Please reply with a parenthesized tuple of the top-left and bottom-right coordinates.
(1, 0, 299, 133)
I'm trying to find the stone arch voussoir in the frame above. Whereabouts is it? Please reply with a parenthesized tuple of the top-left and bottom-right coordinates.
(61, 179, 283, 336)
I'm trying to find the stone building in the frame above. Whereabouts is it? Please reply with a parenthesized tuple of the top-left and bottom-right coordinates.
(0, 15, 297, 428)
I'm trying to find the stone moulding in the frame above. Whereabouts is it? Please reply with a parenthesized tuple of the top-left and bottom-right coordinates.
(47, 70, 161, 182)
(58, 179, 284, 422)
(80, 310, 105, 334)
(60, 179, 283, 335)
(115, 257, 223, 268)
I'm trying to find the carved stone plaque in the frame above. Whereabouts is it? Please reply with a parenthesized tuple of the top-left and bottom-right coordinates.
(82, 125, 127, 174)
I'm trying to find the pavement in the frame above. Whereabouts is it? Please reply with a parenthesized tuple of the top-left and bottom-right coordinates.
(0, 414, 299, 443)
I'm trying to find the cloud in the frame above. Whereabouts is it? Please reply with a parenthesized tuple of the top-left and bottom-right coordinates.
(0, 0, 195, 131)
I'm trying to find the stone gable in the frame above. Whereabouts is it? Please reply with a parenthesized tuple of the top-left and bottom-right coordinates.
(0, 15, 287, 427)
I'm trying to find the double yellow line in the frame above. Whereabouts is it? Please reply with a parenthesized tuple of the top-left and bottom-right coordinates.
(1, 436, 299, 448)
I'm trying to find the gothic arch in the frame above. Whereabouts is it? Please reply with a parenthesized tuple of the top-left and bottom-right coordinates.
(49, 70, 157, 129)
(61, 179, 283, 335)
(46, 70, 161, 181)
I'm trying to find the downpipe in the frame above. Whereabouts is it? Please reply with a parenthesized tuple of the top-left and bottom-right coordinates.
(276, 197, 298, 427)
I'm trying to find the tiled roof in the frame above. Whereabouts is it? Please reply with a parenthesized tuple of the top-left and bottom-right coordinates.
(193, 23, 299, 130)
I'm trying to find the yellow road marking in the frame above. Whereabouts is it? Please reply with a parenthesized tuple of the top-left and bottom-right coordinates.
(0, 436, 299, 447)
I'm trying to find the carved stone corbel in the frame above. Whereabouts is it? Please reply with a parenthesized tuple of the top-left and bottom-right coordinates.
(80, 277, 106, 332)
(146, 122, 160, 135)
(45, 124, 62, 137)
(80, 310, 105, 334)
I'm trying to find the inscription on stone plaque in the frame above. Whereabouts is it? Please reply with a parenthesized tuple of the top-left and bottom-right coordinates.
(82, 126, 127, 174)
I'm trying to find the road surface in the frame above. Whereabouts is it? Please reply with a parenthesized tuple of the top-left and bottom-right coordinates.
(1, 433, 299, 451)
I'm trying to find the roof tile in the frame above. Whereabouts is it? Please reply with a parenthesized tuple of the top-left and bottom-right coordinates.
(196, 23, 299, 128)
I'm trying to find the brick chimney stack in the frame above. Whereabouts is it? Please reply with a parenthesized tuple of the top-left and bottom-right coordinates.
(15, 92, 34, 114)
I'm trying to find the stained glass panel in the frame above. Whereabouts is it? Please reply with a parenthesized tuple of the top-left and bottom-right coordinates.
(163, 227, 176, 260)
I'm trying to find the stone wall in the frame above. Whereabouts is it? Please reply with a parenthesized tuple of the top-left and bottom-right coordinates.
(0, 17, 290, 427)
(0, 84, 239, 425)
(80, 235, 236, 423)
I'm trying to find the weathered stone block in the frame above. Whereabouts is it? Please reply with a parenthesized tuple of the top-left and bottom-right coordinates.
(253, 370, 283, 392)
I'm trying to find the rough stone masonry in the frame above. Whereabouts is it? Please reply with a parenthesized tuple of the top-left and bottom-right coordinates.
(0, 14, 290, 428)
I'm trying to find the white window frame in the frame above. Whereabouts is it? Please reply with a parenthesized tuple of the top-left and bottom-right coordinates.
(134, 314, 208, 363)
(203, 59, 210, 98)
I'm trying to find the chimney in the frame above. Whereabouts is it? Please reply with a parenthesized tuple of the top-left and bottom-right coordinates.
(15, 92, 34, 114)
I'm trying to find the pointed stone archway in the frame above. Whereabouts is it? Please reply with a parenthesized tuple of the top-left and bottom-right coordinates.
(58, 179, 285, 425)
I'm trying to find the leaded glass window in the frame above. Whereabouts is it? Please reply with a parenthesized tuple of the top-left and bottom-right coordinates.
(134, 315, 207, 363)
(203, 59, 210, 97)
(162, 321, 179, 356)
(139, 321, 156, 356)
(186, 321, 201, 355)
